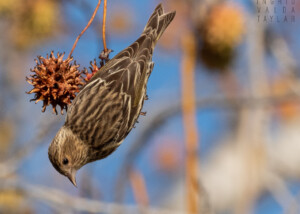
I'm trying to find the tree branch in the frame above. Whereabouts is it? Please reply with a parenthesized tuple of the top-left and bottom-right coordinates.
(0, 178, 187, 214)
(115, 91, 300, 202)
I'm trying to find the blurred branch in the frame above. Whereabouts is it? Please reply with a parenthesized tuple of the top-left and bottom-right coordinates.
(115, 90, 300, 203)
(0, 118, 59, 178)
(181, 32, 199, 213)
(269, 33, 300, 94)
(270, 35, 298, 77)
(265, 173, 299, 214)
(0, 178, 187, 214)
(129, 169, 149, 211)
(232, 13, 268, 213)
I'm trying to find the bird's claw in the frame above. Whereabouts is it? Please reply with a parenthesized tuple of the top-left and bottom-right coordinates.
(140, 111, 147, 116)
(99, 49, 113, 66)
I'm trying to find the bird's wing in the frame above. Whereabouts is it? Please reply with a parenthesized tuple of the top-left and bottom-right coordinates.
(65, 78, 131, 149)
(65, 43, 153, 149)
(90, 34, 154, 104)
(64, 4, 175, 150)
(87, 34, 155, 129)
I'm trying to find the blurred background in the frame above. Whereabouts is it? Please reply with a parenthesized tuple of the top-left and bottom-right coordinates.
(0, 0, 300, 213)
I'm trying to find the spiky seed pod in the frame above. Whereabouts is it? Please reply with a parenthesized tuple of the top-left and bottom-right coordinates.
(26, 51, 85, 114)
(83, 59, 101, 82)
(199, 42, 234, 71)
(202, 3, 244, 48)
(198, 3, 245, 70)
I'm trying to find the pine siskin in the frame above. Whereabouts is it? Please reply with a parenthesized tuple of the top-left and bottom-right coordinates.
(48, 4, 176, 186)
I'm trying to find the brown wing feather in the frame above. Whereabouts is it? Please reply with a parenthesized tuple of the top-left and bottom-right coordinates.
(65, 78, 130, 148)
(64, 4, 175, 153)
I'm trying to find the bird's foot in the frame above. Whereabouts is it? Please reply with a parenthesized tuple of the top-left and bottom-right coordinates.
(140, 111, 147, 116)
(99, 49, 113, 66)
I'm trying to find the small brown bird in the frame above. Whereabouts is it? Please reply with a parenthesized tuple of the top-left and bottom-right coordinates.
(48, 4, 176, 186)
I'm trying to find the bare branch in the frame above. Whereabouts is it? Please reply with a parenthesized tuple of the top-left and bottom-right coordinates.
(180, 32, 199, 213)
(115, 91, 300, 202)
(0, 178, 188, 214)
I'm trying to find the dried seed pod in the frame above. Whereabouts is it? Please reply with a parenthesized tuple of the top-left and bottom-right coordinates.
(198, 3, 245, 70)
(26, 51, 85, 114)
(83, 50, 113, 82)
(83, 59, 101, 82)
(202, 3, 244, 48)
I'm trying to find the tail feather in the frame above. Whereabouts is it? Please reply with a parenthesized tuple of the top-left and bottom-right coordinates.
(155, 3, 164, 15)
(143, 4, 176, 42)
(156, 12, 176, 41)
(147, 3, 164, 21)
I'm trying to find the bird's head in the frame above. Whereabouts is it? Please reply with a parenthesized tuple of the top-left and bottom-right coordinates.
(48, 126, 89, 187)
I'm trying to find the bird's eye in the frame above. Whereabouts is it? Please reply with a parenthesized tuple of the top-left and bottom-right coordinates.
(63, 158, 69, 165)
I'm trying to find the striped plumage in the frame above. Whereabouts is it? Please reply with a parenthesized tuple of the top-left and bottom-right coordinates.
(48, 4, 176, 186)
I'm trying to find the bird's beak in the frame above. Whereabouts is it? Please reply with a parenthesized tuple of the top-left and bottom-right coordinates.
(67, 169, 77, 187)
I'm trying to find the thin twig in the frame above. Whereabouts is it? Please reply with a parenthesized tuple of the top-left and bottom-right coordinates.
(68, 0, 102, 58)
(102, 0, 108, 52)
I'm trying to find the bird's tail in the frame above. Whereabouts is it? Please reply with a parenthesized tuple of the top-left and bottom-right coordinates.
(142, 4, 176, 43)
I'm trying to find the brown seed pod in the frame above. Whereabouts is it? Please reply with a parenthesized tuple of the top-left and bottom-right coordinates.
(201, 3, 244, 49)
(83, 59, 101, 82)
(26, 51, 85, 114)
(83, 50, 113, 82)
(198, 3, 245, 71)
